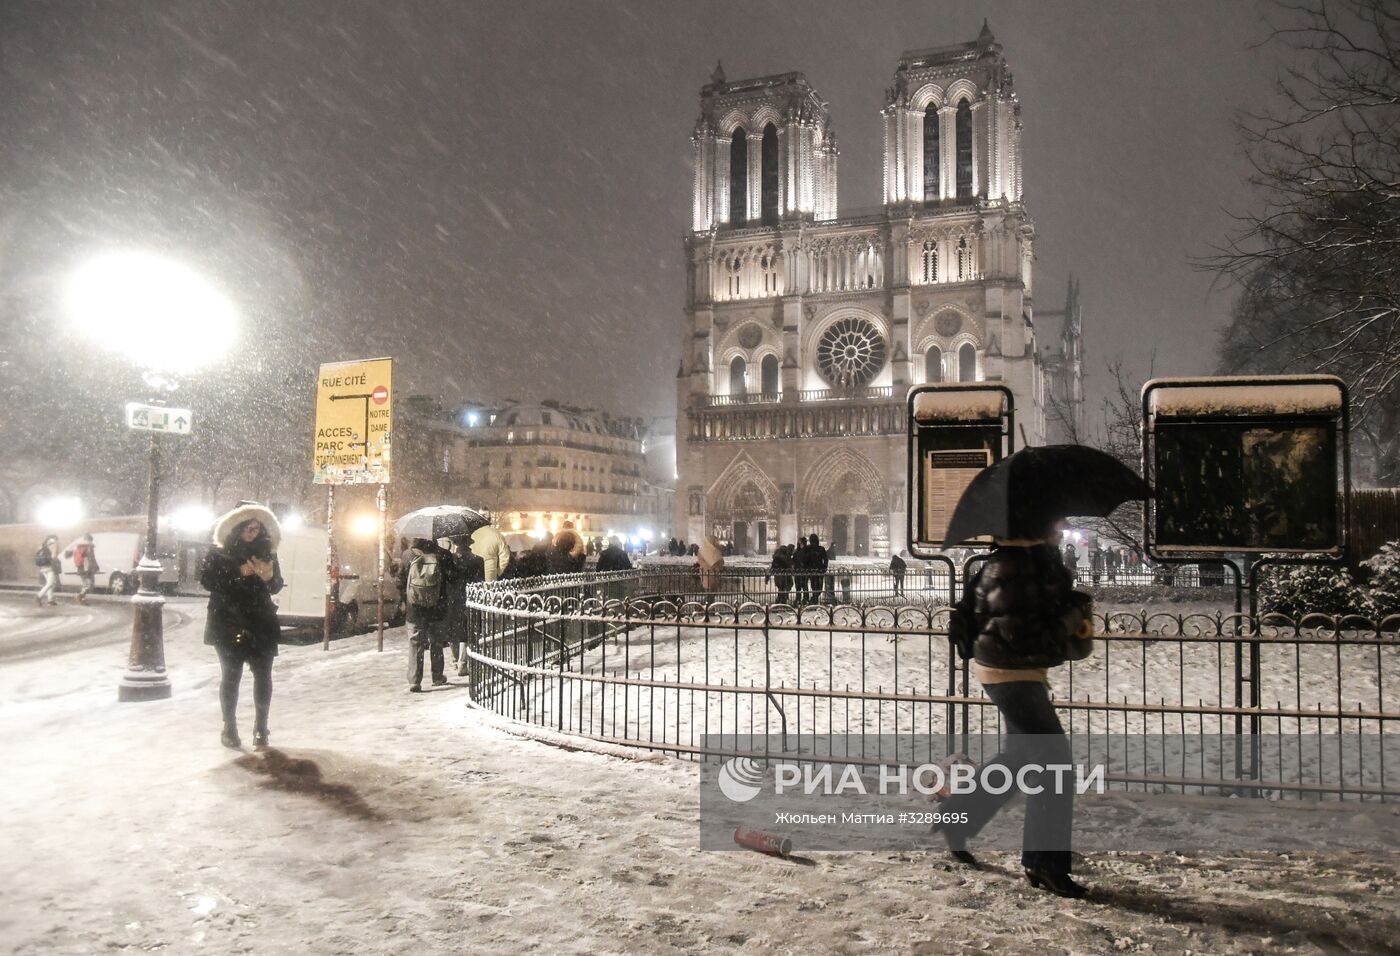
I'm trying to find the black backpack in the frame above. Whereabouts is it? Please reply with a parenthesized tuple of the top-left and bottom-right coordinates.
(34, 547, 48, 568)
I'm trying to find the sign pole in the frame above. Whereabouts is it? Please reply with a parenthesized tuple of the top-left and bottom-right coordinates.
(118, 431, 171, 701)
(376, 483, 387, 652)
(323, 485, 336, 651)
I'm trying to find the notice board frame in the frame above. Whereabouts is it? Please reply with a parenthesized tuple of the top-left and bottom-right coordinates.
(905, 383, 1014, 559)
(1141, 375, 1350, 560)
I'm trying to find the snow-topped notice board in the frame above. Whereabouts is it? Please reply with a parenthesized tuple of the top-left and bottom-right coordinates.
(1143, 376, 1348, 556)
(906, 384, 1012, 557)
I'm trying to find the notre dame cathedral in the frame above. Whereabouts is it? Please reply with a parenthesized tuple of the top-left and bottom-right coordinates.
(675, 24, 1084, 557)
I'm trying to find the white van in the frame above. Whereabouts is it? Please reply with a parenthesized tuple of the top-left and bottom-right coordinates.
(61, 532, 180, 594)
(275, 526, 403, 632)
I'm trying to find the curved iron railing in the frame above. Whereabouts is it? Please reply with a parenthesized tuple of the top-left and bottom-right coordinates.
(461, 569, 1400, 800)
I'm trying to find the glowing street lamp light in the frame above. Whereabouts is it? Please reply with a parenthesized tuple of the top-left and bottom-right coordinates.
(67, 251, 238, 702)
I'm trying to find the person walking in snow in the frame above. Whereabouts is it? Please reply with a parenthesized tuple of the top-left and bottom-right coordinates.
(936, 517, 1093, 899)
(71, 533, 100, 604)
(200, 503, 284, 750)
(34, 535, 61, 607)
(770, 544, 795, 604)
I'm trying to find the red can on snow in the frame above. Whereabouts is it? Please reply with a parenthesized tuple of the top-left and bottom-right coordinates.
(734, 827, 792, 857)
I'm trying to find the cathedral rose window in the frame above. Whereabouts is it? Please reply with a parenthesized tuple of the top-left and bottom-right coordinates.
(816, 317, 886, 388)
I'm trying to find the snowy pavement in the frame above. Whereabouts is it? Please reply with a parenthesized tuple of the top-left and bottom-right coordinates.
(2, 604, 1398, 954)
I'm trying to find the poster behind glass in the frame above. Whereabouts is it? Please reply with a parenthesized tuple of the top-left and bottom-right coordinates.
(1153, 421, 1338, 552)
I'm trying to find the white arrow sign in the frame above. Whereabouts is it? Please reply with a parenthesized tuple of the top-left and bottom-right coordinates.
(126, 402, 193, 436)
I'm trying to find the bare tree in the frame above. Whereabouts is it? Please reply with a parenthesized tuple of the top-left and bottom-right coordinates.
(1045, 355, 1155, 550)
(1211, 0, 1400, 482)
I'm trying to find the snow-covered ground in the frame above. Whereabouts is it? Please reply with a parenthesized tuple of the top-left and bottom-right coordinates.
(3, 597, 1399, 954)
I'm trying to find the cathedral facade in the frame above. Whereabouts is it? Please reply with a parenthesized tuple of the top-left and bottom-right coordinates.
(675, 25, 1081, 557)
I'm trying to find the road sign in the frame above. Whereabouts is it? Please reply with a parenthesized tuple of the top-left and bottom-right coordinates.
(313, 357, 393, 485)
(126, 402, 193, 436)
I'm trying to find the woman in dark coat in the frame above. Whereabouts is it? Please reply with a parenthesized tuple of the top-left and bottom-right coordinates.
(936, 517, 1093, 899)
(200, 503, 283, 750)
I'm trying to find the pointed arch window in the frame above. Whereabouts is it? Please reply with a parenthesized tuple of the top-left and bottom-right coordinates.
(729, 129, 748, 225)
(728, 256, 742, 297)
(955, 100, 973, 199)
(923, 104, 940, 202)
(760, 123, 779, 225)
(729, 355, 748, 395)
(760, 354, 780, 394)
(922, 240, 938, 284)
(924, 346, 943, 383)
(957, 237, 972, 280)
(958, 342, 977, 382)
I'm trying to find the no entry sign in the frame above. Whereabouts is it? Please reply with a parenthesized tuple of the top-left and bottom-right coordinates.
(313, 357, 394, 485)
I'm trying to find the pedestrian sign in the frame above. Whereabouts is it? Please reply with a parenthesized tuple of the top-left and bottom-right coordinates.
(126, 402, 193, 436)
(313, 357, 393, 485)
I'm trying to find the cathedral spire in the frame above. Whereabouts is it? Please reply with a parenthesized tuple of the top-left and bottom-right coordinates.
(710, 60, 726, 86)
(978, 19, 995, 45)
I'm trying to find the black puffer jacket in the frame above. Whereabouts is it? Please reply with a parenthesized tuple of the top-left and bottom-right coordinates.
(200, 544, 284, 658)
(969, 544, 1077, 668)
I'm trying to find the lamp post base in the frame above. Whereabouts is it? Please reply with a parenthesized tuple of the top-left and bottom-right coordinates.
(118, 558, 171, 703)
(118, 670, 172, 701)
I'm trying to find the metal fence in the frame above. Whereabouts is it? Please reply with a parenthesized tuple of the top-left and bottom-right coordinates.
(462, 568, 1400, 800)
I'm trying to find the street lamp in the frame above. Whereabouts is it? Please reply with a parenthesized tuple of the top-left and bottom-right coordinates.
(67, 251, 238, 702)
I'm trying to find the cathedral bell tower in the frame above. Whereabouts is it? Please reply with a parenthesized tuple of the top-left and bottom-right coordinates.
(691, 66, 838, 232)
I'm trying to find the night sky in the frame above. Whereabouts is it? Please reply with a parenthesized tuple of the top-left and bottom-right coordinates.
(0, 0, 1281, 430)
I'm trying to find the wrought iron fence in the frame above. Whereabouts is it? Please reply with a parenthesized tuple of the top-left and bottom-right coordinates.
(461, 568, 1400, 800)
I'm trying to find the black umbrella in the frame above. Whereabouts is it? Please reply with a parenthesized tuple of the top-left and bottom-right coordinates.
(393, 505, 489, 541)
(943, 445, 1151, 545)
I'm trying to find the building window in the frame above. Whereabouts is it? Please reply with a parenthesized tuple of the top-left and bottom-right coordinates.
(925, 346, 943, 383)
(728, 256, 741, 297)
(760, 354, 780, 394)
(729, 128, 747, 225)
(957, 237, 971, 280)
(729, 355, 747, 395)
(955, 99, 973, 199)
(441, 445, 451, 473)
(760, 123, 779, 225)
(922, 240, 937, 283)
(958, 342, 977, 382)
(923, 104, 940, 201)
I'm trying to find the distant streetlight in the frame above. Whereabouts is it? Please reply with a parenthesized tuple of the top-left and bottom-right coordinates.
(350, 512, 380, 539)
(67, 250, 238, 702)
(35, 496, 84, 528)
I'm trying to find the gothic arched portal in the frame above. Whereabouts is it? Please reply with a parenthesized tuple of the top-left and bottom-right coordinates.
(799, 448, 888, 557)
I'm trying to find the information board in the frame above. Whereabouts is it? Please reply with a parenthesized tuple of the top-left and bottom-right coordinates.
(906, 384, 1012, 556)
(1144, 377, 1346, 556)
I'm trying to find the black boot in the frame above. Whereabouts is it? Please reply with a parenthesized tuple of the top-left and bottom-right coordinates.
(221, 726, 241, 749)
(252, 727, 269, 750)
(1024, 868, 1088, 899)
(931, 821, 982, 869)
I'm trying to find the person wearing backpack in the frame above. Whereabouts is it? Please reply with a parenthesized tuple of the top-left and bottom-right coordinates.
(35, 535, 61, 607)
(937, 517, 1094, 899)
(397, 537, 454, 692)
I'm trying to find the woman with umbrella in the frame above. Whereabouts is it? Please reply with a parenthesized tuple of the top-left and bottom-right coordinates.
(934, 446, 1149, 899)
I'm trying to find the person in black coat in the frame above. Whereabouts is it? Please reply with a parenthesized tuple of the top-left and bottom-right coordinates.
(200, 503, 284, 750)
(889, 552, 907, 597)
(441, 536, 484, 667)
(769, 544, 795, 604)
(937, 517, 1092, 899)
(398, 537, 456, 691)
(596, 537, 633, 573)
